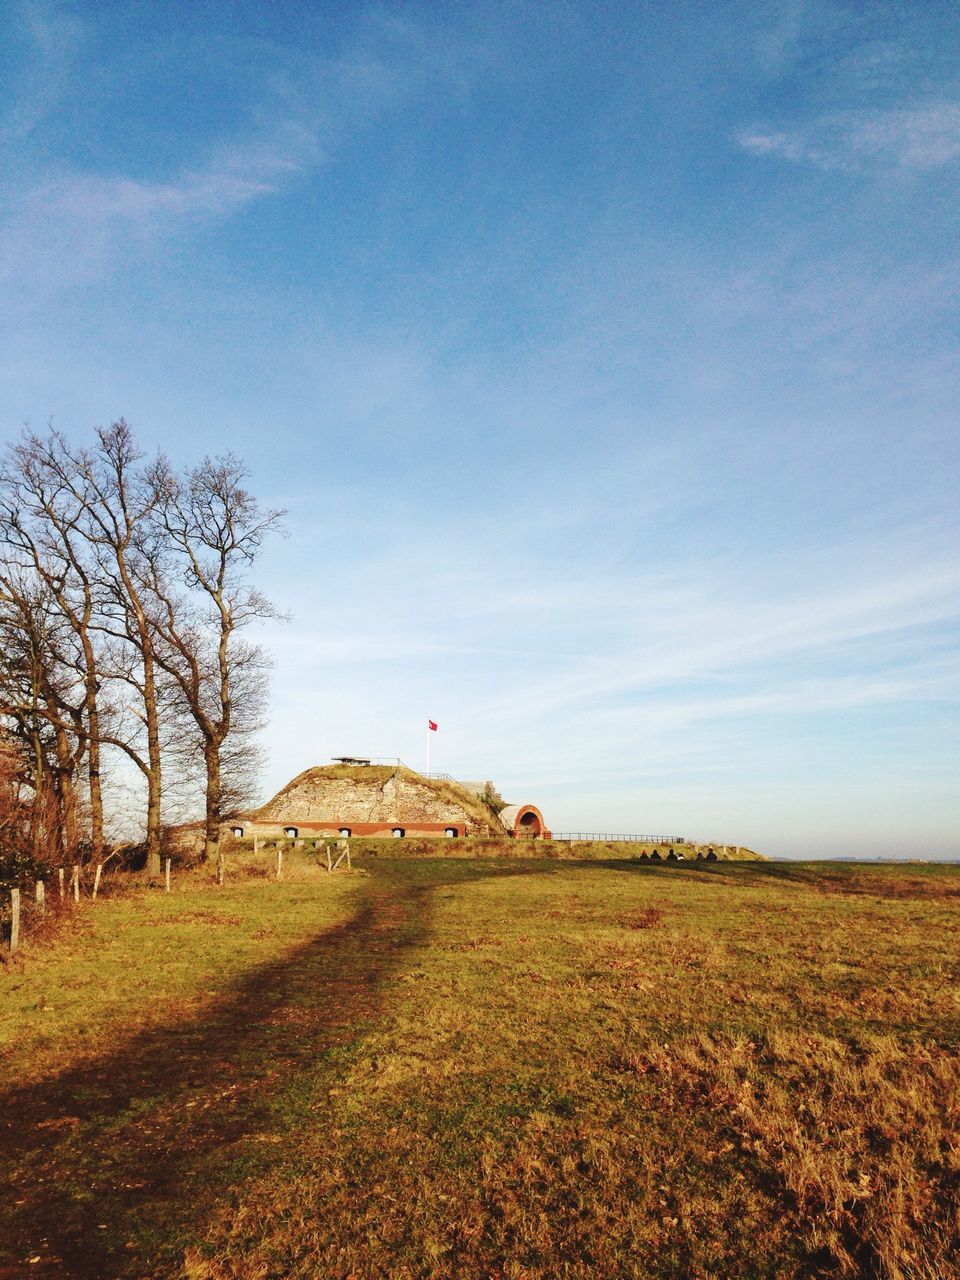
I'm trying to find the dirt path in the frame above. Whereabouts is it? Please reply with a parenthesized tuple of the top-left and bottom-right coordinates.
(0, 869, 432, 1279)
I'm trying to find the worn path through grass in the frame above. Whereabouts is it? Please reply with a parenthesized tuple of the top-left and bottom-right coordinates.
(0, 863, 453, 1277)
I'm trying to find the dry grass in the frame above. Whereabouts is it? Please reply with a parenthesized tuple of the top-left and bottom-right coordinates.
(1, 857, 958, 1279)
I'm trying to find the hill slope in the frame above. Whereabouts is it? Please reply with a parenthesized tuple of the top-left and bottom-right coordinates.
(246, 763, 504, 835)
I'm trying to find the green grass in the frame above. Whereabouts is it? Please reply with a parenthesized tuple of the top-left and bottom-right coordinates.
(1, 857, 959, 1279)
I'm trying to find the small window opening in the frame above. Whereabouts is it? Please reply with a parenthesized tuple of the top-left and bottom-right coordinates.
(284, 826, 298, 839)
(231, 826, 244, 838)
(444, 827, 457, 838)
(392, 828, 405, 838)
(339, 828, 351, 838)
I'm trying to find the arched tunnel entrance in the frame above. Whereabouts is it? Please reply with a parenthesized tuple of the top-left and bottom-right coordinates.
(511, 804, 549, 839)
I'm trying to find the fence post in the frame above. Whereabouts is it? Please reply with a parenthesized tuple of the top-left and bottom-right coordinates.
(276, 848, 283, 879)
(58, 867, 64, 901)
(346, 845, 352, 871)
(326, 844, 332, 873)
(35, 879, 45, 917)
(71, 865, 80, 903)
(216, 851, 224, 886)
(10, 889, 20, 954)
(92, 864, 103, 900)
(165, 858, 171, 893)
(253, 837, 260, 855)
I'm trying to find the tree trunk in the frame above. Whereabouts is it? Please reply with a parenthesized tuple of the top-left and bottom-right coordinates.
(142, 646, 163, 879)
(53, 770, 78, 860)
(28, 730, 47, 862)
(52, 722, 79, 856)
(82, 636, 105, 860)
(203, 740, 222, 863)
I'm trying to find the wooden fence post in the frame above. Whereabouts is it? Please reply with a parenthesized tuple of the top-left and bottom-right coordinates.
(253, 837, 260, 855)
(71, 865, 80, 903)
(35, 879, 45, 917)
(58, 867, 64, 901)
(165, 858, 171, 893)
(216, 852, 224, 886)
(92, 864, 103, 900)
(326, 845, 332, 873)
(331, 844, 349, 873)
(10, 889, 20, 954)
(276, 848, 283, 879)
(346, 846, 352, 872)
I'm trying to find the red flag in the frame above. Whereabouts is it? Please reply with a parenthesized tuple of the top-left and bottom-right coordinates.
(428, 719, 438, 731)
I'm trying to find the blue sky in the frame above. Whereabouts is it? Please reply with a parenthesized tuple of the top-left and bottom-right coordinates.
(1, 0, 957, 858)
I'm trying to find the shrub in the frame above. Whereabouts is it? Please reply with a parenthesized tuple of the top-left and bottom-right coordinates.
(0, 846, 53, 893)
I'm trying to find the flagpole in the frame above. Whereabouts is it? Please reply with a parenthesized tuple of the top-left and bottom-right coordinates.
(426, 719, 431, 776)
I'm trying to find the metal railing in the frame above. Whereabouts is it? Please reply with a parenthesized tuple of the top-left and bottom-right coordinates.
(332, 756, 403, 765)
(551, 833, 688, 844)
(332, 758, 455, 782)
(331, 759, 467, 787)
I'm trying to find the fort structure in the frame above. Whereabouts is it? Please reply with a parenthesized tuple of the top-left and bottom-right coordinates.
(170, 758, 761, 859)
(225, 760, 550, 842)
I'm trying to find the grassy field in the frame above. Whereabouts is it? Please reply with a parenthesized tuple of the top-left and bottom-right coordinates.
(1, 855, 958, 1279)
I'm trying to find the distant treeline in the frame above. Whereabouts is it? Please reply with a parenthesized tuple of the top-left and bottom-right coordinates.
(0, 421, 284, 876)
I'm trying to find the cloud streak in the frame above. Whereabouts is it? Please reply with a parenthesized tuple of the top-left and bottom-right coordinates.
(257, 494, 959, 795)
(739, 102, 960, 171)
(0, 30, 411, 302)
(0, 114, 323, 295)
(0, 0, 86, 142)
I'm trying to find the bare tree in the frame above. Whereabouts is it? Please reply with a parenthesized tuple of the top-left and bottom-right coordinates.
(145, 455, 284, 861)
(0, 421, 283, 871)
(86, 424, 169, 875)
(12, 423, 166, 874)
(0, 567, 86, 860)
(0, 435, 108, 858)
(0, 730, 31, 854)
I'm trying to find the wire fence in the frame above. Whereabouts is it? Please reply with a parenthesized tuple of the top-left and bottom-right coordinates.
(1, 838, 353, 958)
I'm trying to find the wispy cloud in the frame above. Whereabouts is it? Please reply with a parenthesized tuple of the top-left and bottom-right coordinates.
(0, 31, 409, 302)
(739, 102, 960, 171)
(0, 112, 324, 296)
(0, 0, 86, 142)
(466, 561, 960, 727)
(255, 490, 960, 791)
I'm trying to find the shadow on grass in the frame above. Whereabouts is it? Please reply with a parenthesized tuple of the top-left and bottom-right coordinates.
(0, 860, 553, 1279)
